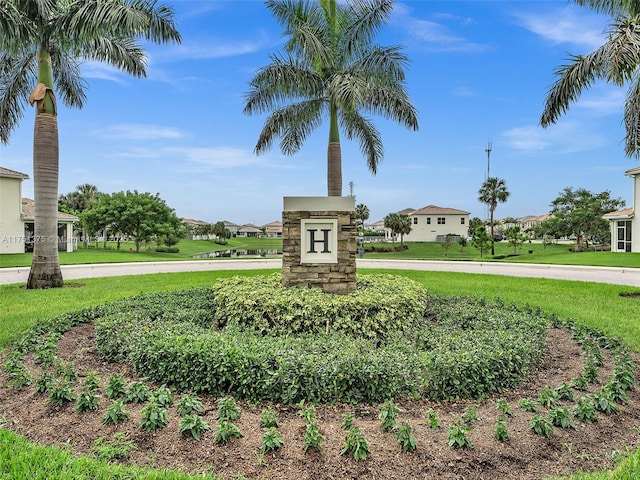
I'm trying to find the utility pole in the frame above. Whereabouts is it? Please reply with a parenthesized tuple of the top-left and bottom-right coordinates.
(349, 181, 355, 198)
(485, 140, 492, 180)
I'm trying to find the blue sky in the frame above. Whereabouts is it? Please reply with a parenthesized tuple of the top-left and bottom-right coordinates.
(0, 0, 636, 225)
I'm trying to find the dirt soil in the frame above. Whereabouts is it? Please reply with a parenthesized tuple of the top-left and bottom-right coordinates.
(1, 324, 639, 480)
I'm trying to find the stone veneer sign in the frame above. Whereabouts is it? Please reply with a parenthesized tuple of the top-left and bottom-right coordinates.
(282, 196, 356, 294)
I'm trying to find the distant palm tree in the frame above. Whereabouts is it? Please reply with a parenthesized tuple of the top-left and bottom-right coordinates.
(244, 0, 418, 197)
(478, 177, 510, 255)
(540, 0, 640, 157)
(355, 203, 370, 230)
(383, 212, 411, 249)
(59, 184, 101, 248)
(0, 0, 181, 289)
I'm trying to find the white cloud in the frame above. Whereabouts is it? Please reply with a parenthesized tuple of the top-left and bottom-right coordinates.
(514, 7, 607, 50)
(503, 121, 606, 154)
(81, 62, 129, 84)
(149, 36, 267, 63)
(101, 124, 187, 140)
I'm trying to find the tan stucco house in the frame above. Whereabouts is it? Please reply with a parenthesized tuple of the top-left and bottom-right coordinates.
(604, 166, 639, 252)
(0, 167, 77, 254)
(404, 205, 471, 242)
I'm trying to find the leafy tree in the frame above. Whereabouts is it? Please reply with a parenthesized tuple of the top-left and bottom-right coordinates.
(83, 191, 183, 252)
(243, 0, 418, 196)
(441, 233, 455, 256)
(472, 226, 491, 258)
(533, 216, 569, 247)
(505, 226, 527, 255)
(213, 221, 231, 244)
(59, 184, 101, 248)
(0, 0, 181, 289)
(478, 177, 510, 255)
(384, 212, 411, 249)
(540, 0, 640, 157)
(549, 187, 624, 249)
(468, 217, 485, 237)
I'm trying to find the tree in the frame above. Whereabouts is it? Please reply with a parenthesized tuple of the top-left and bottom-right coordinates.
(468, 217, 485, 237)
(83, 191, 183, 252)
(243, 0, 418, 196)
(471, 226, 491, 258)
(384, 212, 411, 249)
(504, 226, 527, 255)
(59, 184, 101, 248)
(0, 0, 181, 289)
(441, 233, 455, 256)
(213, 221, 231, 244)
(478, 177, 510, 256)
(355, 203, 370, 231)
(540, 0, 640, 157)
(549, 187, 624, 249)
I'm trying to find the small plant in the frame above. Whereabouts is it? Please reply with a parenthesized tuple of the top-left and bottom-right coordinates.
(570, 376, 589, 392)
(82, 371, 100, 392)
(302, 422, 324, 453)
(582, 363, 600, 384)
(583, 341, 604, 366)
(529, 414, 553, 437)
(179, 414, 211, 440)
(447, 419, 472, 449)
(299, 405, 317, 425)
(35, 371, 55, 393)
(396, 421, 417, 452)
(214, 419, 243, 444)
(152, 385, 174, 408)
(518, 398, 538, 412)
(139, 400, 169, 431)
(496, 398, 512, 416)
(573, 397, 598, 423)
(125, 381, 151, 404)
(341, 427, 369, 460)
(54, 360, 78, 382)
(76, 388, 100, 413)
(260, 406, 281, 428)
(555, 383, 574, 402)
(92, 432, 136, 461)
(34, 341, 57, 366)
(462, 404, 478, 424)
(494, 416, 509, 442)
(48, 379, 76, 405)
(612, 364, 636, 391)
(591, 391, 620, 415)
(538, 387, 560, 409)
(102, 400, 129, 425)
(378, 400, 399, 432)
(7, 364, 32, 389)
(604, 381, 629, 404)
(216, 396, 241, 421)
(260, 427, 284, 454)
(548, 407, 574, 429)
(177, 393, 205, 417)
(105, 374, 126, 399)
(427, 409, 440, 429)
(341, 411, 355, 430)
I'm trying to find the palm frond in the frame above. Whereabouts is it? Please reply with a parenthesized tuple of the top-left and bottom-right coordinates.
(343, 0, 394, 56)
(355, 44, 409, 82)
(78, 36, 148, 78)
(244, 56, 324, 115)
(255, 99, 325, 155)
(573, 0, 640, 16)
(359, 83, 418, 130)
(341, 109, 383, 174)
(623, 73, 640, 157)
(540, 47, 609, 127)
(50, 49, 87, 108)
(606, 15, 640, 84)
(0, 51, 37, 144)
(0, 1, 35, 49)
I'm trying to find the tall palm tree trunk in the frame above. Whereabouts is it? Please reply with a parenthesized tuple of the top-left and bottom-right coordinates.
(27, 50, 63, 289)
(327, 104, 342, 196)
(489, 209, 495, 256)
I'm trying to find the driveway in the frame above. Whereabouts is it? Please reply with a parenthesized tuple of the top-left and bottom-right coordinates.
(1, 259, 639, 287)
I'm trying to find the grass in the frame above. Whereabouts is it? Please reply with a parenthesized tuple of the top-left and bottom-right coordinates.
(1, 268, 640, 479)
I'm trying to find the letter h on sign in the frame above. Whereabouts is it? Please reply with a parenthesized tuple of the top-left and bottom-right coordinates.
(300, 219, 338, 264)
(307, 229, 331, 253)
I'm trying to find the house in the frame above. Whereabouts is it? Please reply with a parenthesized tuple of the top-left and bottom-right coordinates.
(262, 220, 282, 238)
(223, 220, 240, 236)
(403, 205, 470, 242)
(237, 223, 262, 238)
(605, 166, 639, 252)
(0, 167, 77, 254)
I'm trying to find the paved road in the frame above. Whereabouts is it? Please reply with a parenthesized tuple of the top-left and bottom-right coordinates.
(1, 259, 639, 287)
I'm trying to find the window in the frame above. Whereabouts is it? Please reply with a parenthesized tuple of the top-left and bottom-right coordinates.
(426, 217, 431, 224)
(460, 217, 465, 225)
(413, 217, 418, 225)
(437, 217, 445, 225)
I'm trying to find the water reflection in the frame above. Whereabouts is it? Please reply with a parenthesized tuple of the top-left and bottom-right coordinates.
(193, 249, 282, 259)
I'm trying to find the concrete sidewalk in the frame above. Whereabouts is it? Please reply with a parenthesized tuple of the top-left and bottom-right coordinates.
(1, 258, 639, 287)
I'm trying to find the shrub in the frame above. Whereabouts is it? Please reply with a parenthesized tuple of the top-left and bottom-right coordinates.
(396, 421, 417, 452)
(102, 400, 129, 425)
(341, 427, 369, 460)
(176, 393, 205, 417)
(179, 414, 210, 440)
(260, 407, 280, 428)
(139, 400, 169, 431)
(214, 420, 243, 444)
(447, 419, 472, 449)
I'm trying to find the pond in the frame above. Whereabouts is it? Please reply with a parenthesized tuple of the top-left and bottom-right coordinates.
(192, 249, 282, 259)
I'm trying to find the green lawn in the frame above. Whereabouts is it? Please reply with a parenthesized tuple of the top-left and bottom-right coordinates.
(1, 269, 639, 479)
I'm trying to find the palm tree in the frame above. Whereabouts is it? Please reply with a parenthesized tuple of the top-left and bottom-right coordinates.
(383, 212, 411, 249)
(59, 184, 101, 248)
(540, 0, 640, 157)
(355, 203, 370, 231)
(244, 0, 418, 197)
(0, 0, 180, 289)
(478, 177, 510, 256)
